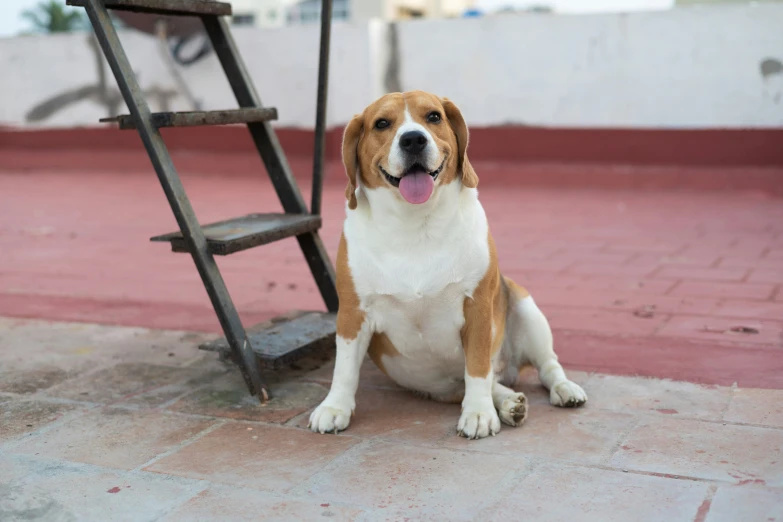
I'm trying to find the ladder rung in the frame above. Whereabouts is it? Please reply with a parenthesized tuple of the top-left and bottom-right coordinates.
(151, 213, 322, 256)
(67, 0, 232, 16)
(100, 108, 277, 130)
(200, 312, 337, 369)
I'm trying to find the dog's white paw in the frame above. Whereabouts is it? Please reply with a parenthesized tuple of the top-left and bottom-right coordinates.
(550, 380, 587, 408)
(308, 401, 353, 434)
(498, 392, 528, 427)
(457, 404, 501, 439)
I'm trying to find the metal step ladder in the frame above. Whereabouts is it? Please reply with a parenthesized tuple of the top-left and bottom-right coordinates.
(67, 0, 338, 401)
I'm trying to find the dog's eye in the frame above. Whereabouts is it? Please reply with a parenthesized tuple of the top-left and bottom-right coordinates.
(426, 112, 442, 123)
(374, 119, 390, 130)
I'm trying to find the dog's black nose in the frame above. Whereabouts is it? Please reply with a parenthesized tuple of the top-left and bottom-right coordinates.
(399, 130, 427, 155)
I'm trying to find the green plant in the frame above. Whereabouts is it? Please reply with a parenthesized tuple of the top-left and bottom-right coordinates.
(20, 1, 87, 34)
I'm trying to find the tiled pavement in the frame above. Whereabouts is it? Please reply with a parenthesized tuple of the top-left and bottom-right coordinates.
(1, 317, 782, 521)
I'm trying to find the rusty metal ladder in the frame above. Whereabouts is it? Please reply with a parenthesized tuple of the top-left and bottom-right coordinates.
(67, 0, 338, 401)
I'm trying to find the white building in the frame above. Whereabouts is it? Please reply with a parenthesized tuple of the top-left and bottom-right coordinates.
(229, 0, 475, 27)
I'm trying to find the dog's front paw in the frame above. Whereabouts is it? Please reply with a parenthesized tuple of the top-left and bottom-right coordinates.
(308, 401, 353, 434)
(550, 380, 587, 408)
(457, 404, 501, 439)
(498, 392, 528, 427)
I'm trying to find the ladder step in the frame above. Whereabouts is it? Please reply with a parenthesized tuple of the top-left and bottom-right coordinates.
(100, 108, 277, 130)
(151, 213, 321, 256)
(200, 312, 337, 369)
(67, 0, 231, 17)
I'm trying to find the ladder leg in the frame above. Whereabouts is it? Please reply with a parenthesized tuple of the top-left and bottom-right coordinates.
(296, 233, 338, 312)
(201, 15, 339, 313)
(310, 0, 333, 217)
(83, 0, 268, 400)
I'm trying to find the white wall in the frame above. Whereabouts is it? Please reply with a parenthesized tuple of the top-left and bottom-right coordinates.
(178, 22, 375, 127)
(398, 4, 783, 127)
(0, 22, 375, 130)
(0, 4, 781, 130)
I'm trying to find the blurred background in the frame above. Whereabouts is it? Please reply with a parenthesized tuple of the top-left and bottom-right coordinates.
(1, 0, 781, 132)
(0, 0, 781, 378)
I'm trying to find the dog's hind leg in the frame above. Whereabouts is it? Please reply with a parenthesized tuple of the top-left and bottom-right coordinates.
(503, 277, 587, 408)
(492, 380, 528, 426)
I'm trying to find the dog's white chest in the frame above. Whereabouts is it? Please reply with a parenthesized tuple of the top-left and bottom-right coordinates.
(344, 185, 489, 395)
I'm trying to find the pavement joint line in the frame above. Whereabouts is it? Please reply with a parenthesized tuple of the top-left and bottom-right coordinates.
(363, 429, 615, 468)
(26, 362, 123, 398)
(177, 353, 219, 369)
(370, 432, 447, 449)
(664, 279, 683, 296)
(0, 400, 100, 451)
(473, 463, 539, 517)
(693, 483, 719, 522)
(547, 461, 730, 485)
(0, 447, 205, 483)
(104, 377, 200, 409)
(133, 419, 227, 473)
(153, 372, 232, 411)
(156, 478, 372, 519)
(357, 435, 773, 488)
(21, 395, 102, 409)
(0, 450, 217, 513)
(650, 312, 675, 336)
(158, 412, 368, 441)
(283, 408, 314, 428)
(720, 384, 739, 423)
(145, 486, 212, 522)
(95, 403, 146, 412)
(610, 468, 720, 484)
(287, 438, 376, 497)
(604, 409, 642, 463)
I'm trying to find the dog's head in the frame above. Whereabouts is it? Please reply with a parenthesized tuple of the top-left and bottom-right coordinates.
(341, 91, 477, 209)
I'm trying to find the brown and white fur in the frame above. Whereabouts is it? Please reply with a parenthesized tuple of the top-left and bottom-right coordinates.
(309, 91, 586, 440)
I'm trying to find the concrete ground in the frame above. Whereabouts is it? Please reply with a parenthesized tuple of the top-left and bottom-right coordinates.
(1, 318, 781, 521)
(1, 156, 782, 520)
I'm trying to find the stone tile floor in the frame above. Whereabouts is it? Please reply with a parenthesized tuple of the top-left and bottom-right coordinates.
(1, 317, 781, 521)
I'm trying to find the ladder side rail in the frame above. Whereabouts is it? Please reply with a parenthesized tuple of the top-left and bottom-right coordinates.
(310, 0, 333, 216)
(82, 0, 267, 399)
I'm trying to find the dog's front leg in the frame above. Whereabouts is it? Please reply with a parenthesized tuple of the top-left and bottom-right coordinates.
(309, 322, 371, 434)
(458, 296, 501, 440)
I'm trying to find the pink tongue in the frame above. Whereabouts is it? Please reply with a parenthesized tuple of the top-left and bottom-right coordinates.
(398, 170, 434, 204)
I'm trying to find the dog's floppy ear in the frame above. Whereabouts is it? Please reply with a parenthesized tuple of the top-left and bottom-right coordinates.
(342, 113, 365, 210)
(442, 98, 478, 189)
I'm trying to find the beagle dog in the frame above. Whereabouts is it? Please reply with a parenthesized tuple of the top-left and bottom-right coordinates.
(309, 91, 587, 440)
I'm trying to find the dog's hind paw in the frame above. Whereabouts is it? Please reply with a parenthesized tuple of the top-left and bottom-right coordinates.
(499, 392, 528, 427)
(550, 380, 587, 408)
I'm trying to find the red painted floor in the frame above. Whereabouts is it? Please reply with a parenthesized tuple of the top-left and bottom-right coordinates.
(2, 155, 782, 388)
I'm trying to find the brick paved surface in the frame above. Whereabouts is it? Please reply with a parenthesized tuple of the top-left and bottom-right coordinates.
(1, 160, 782, 387)
(1, 318, 781, 521)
